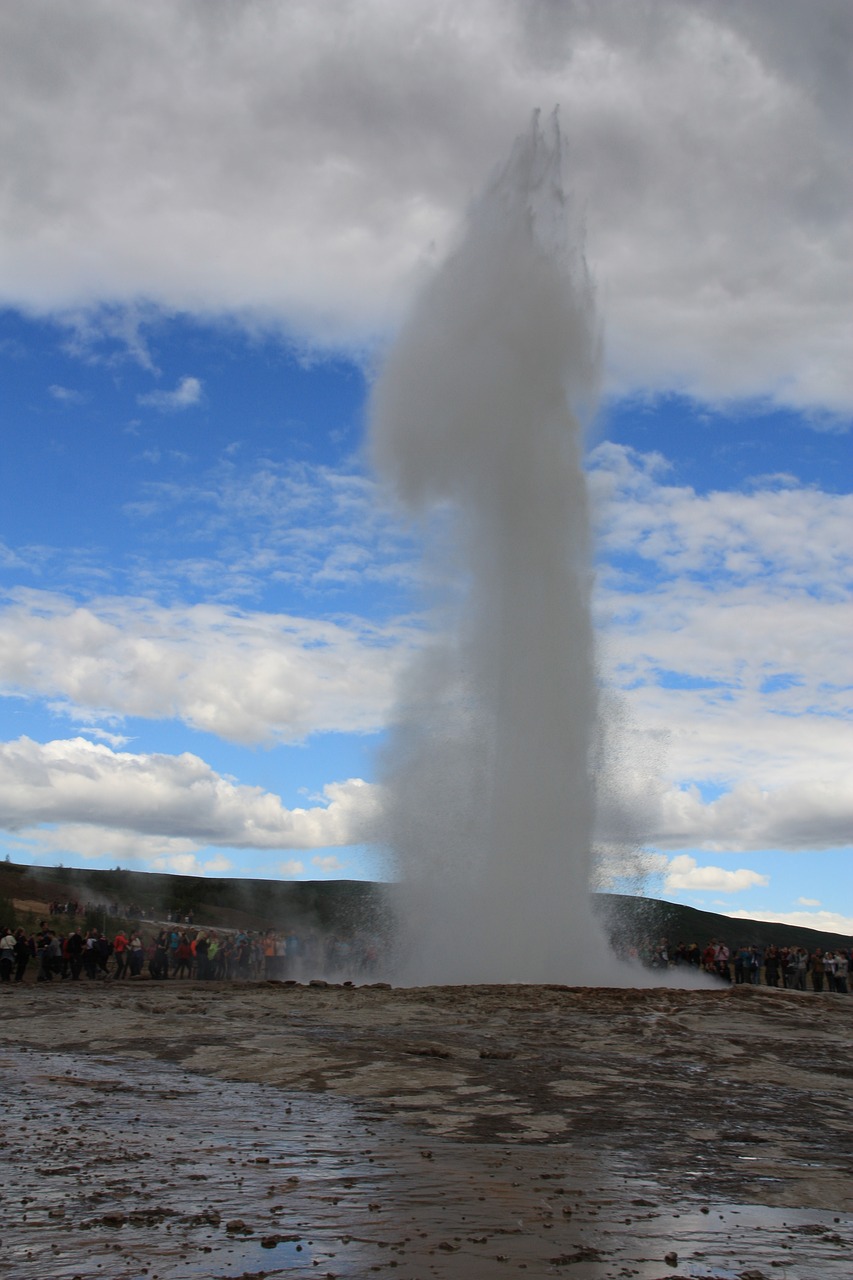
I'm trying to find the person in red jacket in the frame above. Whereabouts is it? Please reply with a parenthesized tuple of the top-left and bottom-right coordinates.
(113, 929, 129, 979)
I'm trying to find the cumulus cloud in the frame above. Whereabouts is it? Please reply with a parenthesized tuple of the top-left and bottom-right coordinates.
(0, 736, 381, 851)
(637, 780, 853, 854)
(586, 443, 853, 853)
(137, 376, 202, 411)
(0, 442, 850, 859)
(0, 589, 412, 744)
(590, 442, 853, 592)
(0, 2, 851, 409)
(662, 853, 768, 893)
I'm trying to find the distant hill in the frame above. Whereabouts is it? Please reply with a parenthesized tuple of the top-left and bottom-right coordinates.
(1, 860, 850, 955)
(0, 860, 387, 937)
(593, 892, 853, 955)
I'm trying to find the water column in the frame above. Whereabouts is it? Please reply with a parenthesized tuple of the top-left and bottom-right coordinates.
(371, 110, 610, 983)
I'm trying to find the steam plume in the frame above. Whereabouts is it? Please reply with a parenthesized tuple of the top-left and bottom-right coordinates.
(371, 110, 611, 983)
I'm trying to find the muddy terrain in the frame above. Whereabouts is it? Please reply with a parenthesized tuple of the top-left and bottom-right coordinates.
(1, 979, 850, 1279)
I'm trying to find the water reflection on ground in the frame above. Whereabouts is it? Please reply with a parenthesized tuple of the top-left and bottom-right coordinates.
(3, 1047, 851, 1280)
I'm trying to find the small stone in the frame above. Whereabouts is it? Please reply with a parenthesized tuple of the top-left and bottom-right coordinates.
(665, 1252, 678, 1266)
(225, 1218, 252, 1234)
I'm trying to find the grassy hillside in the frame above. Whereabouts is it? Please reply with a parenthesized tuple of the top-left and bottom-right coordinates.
(1, 860, 850, 954)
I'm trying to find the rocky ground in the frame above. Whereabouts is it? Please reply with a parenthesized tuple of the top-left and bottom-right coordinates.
(1, 978, 851, 1280)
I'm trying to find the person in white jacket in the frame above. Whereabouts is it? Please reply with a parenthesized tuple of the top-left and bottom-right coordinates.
(0, 928, 16, 982)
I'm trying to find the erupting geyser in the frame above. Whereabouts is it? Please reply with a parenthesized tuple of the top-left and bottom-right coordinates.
(371, 110, 613, 983)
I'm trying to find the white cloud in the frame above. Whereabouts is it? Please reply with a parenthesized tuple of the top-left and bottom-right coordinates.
(653, 781, 853, 854)
(311, 854, 345, 874)
(0, 2, 851, 410)
(147, 852, 232, 877)
(727, 907, 853, 937)
(797, 896, 821, 907)
(12, 822, 200, 865)
(78, 727, 132, 748)
(590, 442, 853, 592)
(280, 859, 306, 877)
(121, 458, 422, 601)
(0, 736, 381, 850)
(587, 444, 853, 854)
(0, 588, 412, 744)
(662, 853, 768, 893)
(48, 383, 87, 404)
(137, 376, 202, 411)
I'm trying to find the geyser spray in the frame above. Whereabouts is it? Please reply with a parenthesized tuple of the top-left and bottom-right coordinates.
(370, 110, 613, 984)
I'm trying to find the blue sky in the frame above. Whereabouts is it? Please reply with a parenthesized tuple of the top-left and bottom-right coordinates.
(1, 2, 851, 936)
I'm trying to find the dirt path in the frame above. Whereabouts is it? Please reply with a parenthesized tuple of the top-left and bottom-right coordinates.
(1, 980, 851, 1279)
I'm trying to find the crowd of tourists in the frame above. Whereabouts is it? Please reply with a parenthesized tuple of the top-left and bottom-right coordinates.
(0, 921, 384, 985)
(638, 937, 850, 992)
(1, 918, 851, 990)
(48, 897, 157, 921)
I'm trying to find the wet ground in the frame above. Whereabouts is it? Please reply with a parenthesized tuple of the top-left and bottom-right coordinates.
(1, 979, 851, 1279)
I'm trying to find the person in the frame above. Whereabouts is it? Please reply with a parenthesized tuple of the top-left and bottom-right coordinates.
(113, 930, 129, 979)
(734, 945, 752, 984)
(150, 930, 170, 979)
(0, 927, 16, 981)
(66, 928, 84, 980)
(823, 951, 838, 991)
(262, 930, 277, 979)
(274, 932, 288, 979)
(14, 929, 31, 983)
(810, 949, 825, 992)
(37, 928, 55, 982)
(95, 932, 112, 976)
(173, 933, 193, 978)
(791, 948, 807, 992)
(83, 931, 99, 980)
(714, 941, 731, 982)
(764, 945, 780, 987)
(834, 951, 849, 994)
(207, 932, 221, 978)
(194, 932, 210, 980)
(234, 930, 251, 979)
(128, 931, 145, 977)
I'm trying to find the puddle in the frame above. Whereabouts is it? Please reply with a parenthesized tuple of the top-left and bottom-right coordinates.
(1, 1043, 851, 1279)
